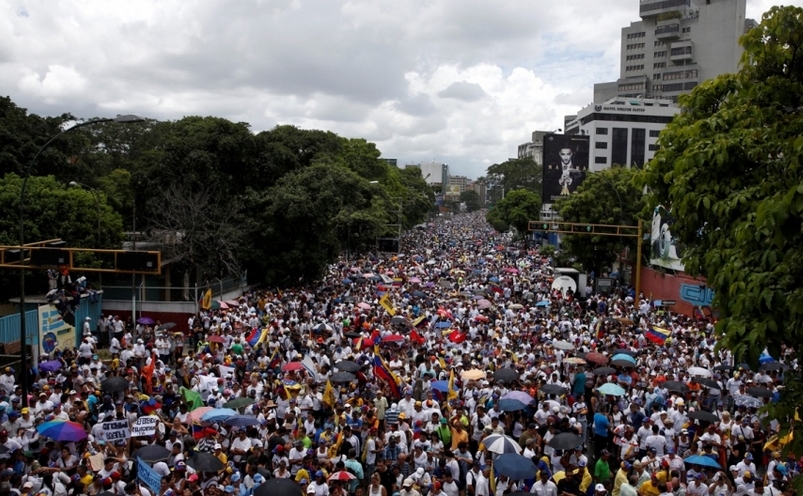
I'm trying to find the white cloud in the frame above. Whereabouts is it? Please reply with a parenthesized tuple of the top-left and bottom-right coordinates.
(0, 0, 798, 180)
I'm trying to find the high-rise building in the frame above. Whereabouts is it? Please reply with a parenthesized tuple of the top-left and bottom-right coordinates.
(594, 0, 757, 102)
(564, 96, 680, 170)
(406, 161, 449, 192)
(517, 130, 552, 165)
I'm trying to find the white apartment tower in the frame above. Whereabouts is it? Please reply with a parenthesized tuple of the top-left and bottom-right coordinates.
(594, 0, 757, 102)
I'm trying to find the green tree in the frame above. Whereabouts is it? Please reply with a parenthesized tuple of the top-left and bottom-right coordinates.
(556, 166, 645, 276)
(397, 167, 435, 226)
(485, 157, 542, 204)
(643, 6, 803, 475)
(460, 190, 482, 212)
(245, 161, 389, 284)
(488, 189, 541, 247)
(0, 174, 124, 299)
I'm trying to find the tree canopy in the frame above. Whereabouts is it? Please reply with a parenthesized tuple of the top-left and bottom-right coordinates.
(643, 5, 803, 471)
(485, 157, 542, 204)
(486, 189, 541, 246)
(556, 166, 645, 276)
(0, 96, 435, 291)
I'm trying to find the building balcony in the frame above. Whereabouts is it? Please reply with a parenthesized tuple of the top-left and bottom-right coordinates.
(639, 0, 689, 19)
(655, 23, 680, 40)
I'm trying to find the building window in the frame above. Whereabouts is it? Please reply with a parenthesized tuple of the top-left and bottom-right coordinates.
(649, 130, 661, 137)
(631, 128, 646, 168)
(612, 128, 629, 167)
(653, 51, 666, 58)
(649, 144, 660, 151)
(596, 127, 609, 135)
(670, 46, 693, 56)
(618, 83, 645, 92)
(595, 156, 608, 164)
(653, 62, 667, 69)
(595, 141, 608, 149)
(653, 73, 661, 80)
(682, 27, 691, 33)
(662, 83, 685, 92)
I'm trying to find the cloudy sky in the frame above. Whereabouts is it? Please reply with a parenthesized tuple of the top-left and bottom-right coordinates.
(1, 0, 796, 180)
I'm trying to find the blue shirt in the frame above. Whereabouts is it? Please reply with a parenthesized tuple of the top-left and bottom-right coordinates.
(593, 412, 609, 436)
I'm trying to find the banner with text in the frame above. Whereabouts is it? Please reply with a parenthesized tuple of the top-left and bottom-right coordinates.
(103, 419, 130, 441)
(131, 416, 159, 437)
(137, 457, 162, 494)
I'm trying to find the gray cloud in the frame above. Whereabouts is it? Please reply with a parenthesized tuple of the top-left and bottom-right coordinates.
(437, 81, 486, 101)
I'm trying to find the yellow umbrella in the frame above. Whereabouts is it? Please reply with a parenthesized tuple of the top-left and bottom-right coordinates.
(462, 369, 486, 381)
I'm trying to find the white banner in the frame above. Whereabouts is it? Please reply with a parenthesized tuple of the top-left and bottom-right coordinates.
(131, 415, 160, 437)
(102, 420, 131, 441)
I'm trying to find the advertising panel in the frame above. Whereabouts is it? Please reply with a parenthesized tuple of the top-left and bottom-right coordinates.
(542, 134, 590, 203)
(39, 304, 75, 355)
(650, 205, 685, 272)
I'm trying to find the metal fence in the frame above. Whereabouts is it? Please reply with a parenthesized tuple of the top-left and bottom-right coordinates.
(101, 273, 248, 302)
(0, 309, 38, 345)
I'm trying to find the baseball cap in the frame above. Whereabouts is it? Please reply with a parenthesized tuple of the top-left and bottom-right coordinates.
(175, 461, 186, 471)
(595, 484, 606, 492)
(214, 443, 222, 450)
(224, 487, 234, 494)
(307, 487, 316, 494)
(188, 474, 199, 482)
(744, 453, 753, 460)
(402, 478, 414, 488)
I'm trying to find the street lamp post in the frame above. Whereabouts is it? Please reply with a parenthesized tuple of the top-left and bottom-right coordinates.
(68, 181, 101, 247)
(18, 114, 144, 407)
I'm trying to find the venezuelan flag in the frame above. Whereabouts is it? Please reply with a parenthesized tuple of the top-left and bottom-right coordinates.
(373, 347, 401, 399)
(646, 326, 671, 345)
(246, 328, 263, 347)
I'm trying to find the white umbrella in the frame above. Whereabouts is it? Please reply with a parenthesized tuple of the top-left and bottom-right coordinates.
(482, 434, 523, 455)
(687, 367, 712, 377)
(552, 340, 575, 351)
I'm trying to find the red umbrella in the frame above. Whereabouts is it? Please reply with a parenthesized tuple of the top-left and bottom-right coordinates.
(282, 362, 304, 372)
(585, 352, 609, 365)
(329, 471, 356, 481)
(382, 334, 404, 343)
(448, 331, 467, 344)
(474, 315, 489, 322)
(437, 308, 453, 319)
(208, 335, 226, 344)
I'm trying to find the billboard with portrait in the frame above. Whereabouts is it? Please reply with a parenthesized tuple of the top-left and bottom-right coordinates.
(650, 205, 685, 272)
(542, 134, 590, 203)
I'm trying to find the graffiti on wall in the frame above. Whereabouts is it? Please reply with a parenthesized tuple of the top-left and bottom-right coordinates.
(680, 283, 717, 322)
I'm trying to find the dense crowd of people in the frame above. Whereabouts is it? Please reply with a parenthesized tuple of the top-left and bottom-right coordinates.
(6, 212, 798, 496)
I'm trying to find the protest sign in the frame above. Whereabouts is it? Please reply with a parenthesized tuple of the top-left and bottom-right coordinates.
(137, 457, 162, 494)
(131, 415, 160, 437)
(102, 419, 130, 441)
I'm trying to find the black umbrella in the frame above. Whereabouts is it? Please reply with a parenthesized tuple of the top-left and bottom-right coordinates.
(593, 367, 616, 376)
(254, 478, 303, 496)
(412, 291, 428, 298)
(133, 445, 171, 463)
(662, 381, 689, 394)
(540, 384, 568, 396)
(334, 360, 361, 373)
(187, 452, 224, 472)
(688, 410, 719, 422)
(493, 368, 519, 383)
(0, 445, 9, 455)
(746, 386, 774, 398)
(548, 432, 583, 451)
(330, 372, 357, 383)
(760, 362, 786, 371)
(712, 364, 732, 372)
(391, 316, 407, 325)
(692, 378, 720, 389)
(344, 332, 361, 339)
(156, 322, 177, 331)
(101, 377, 130, 393)
(97, 492, 117, 496)
(224, 397, 256, 409)
(611, 359, 636, 368)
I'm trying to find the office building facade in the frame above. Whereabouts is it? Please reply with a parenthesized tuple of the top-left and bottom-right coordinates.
(594, 0, 756, 102)
(564, 97, 679, 170)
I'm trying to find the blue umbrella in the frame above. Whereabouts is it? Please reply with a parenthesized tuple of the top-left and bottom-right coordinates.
(498, 398, 527, 412)
(535, 300, 551, 307)
(38, 360, 62, 373)
(494, 453, 537, 480)
(431, 380, 457, 393)
(597, 383, 626, 396)
(611, 353, 636, 365)
(435, 321, 452, 329)
(489, 277, 500, 282)
(684, 455, 722, 469)
(224, 415, 261, 427)
(36, 420, 88, 442)
(201, 408, 237, 422)
(342, 279, 352, 284)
